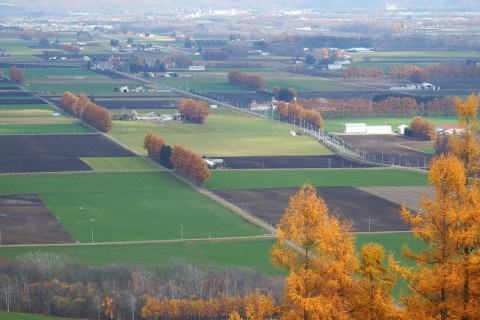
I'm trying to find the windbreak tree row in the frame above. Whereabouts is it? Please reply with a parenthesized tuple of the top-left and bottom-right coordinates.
(275, 101, 324, 128)
(227, 70, 265, 91)
(143, 132, 210, 185)
(298, 96, 456, 117)
(61, 91, 112, 132)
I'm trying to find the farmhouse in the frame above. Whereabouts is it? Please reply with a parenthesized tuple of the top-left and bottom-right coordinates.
(344, 123, 392, 134)
(437, 125, 464, 135)
(119, 86, 129, 93)
(250, 99, 277, 111)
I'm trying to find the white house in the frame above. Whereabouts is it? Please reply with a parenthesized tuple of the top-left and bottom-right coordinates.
(119, 86, 129, 93)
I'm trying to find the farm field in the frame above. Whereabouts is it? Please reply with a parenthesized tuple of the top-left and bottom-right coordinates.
(0, 122, 92, 135)
(206, 168, 428, 190)
(340, 134, 436, 167)
(109, 108, 333, 156)
(81, 157, 161, 171)
(0, 134, 134, 173)
(0, 239, 278, 274)
(220, 155, 378, 169)
(213, 185, 432, 232)
(0, 172, 262, 243)
(0, 311, 67, 320)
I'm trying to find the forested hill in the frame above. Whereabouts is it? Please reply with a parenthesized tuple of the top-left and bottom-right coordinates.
(4, 0, 480, 15)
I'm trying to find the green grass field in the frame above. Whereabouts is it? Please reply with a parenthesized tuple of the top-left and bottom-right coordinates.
(0, 311, 67, 320)
(0, 109, 58, 118)
(81, 157, 162, 171)
(206, 168, 428, 190)
(0, 239, 278, 274)
(0, 122, 92, 134)
(24, 83, 135, 94)
(2, 68, 103, 80)
(110, 108, 332, 156)
(323, 115, 459, 133)
(0, 171, 261, 242)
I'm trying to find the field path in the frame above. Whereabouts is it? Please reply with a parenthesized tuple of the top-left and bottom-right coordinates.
(1, 235, 276, 248)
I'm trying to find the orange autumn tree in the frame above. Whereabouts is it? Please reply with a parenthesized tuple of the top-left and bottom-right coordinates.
(390, 154, 480, 319)
(450, 93, 480, 179)
(353, 242, 398, 320)
(271, 183, 358, 320)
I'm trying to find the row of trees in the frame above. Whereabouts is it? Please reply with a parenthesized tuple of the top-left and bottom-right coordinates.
(298, 96, 457, 117)
(178, 99, 210, 124)
(8, 66, 24, 83)
(61, 43, 81, 54)
(341, 66, 386, 80)
(143, 132, 173, 168)
(389, 64, 480, 81)
(170, 145, 210, 186)
(142, 294, 274, 319)
(227, 70, 265, 91)
(408, 116, 437, 140)
(61, 91, 112, 132)
(275, 101, 324, 128)
(0, 254, 279, 320)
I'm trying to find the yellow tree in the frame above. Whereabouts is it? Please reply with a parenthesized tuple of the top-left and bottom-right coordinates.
(353, 243, 398, 320)
(271, 183, 358, 320)
(390, 154, 480, 320)
(450, 94, 480, 180)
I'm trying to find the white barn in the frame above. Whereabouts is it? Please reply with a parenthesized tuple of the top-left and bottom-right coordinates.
(344, 123, 367, 134)
(344, 123, 392, 134)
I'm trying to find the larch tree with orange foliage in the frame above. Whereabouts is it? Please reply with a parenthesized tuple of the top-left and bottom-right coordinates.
(390, 154, 480, 320)
(271, 183, 358, 320)
(353, 242, 398, 320)
(450, 94, 480, 179)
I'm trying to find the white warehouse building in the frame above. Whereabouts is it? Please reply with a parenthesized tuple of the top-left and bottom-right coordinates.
(344, 123, 392, 134)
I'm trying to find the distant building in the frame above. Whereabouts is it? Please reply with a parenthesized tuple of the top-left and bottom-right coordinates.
(344, 123, 392, 134)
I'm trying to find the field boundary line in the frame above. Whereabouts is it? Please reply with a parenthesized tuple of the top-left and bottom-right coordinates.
(0, 235, 276, 248)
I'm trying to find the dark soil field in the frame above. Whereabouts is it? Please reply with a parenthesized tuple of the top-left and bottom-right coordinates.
(220, 155, 377, 169)
(340, 134, 435, 167)
(0, 91, 32, 97)
(213, 186, 409, 232)
(0, 134, 136, 173)
(0, 98, 47, 104)
(0, 194, 74, 244)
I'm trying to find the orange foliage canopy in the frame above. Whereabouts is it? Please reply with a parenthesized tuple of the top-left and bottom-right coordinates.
(178, 99, 210, 124)
(170, 145, 210, 186)
(60, 91, 112, 132)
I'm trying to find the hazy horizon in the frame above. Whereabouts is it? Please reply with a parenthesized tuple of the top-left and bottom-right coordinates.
(2, 0, 480, 15)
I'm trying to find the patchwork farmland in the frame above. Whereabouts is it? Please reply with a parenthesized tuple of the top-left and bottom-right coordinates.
(0, 36, 451, 285)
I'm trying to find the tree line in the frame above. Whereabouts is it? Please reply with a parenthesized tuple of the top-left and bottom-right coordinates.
(61, 91, 112, 132)
(143, 132, 210, 185)
(274, 101, 324, 128)
(389, 64, 480, 81)
(0, 253, 280, 320)
(228, 70, 265, 91)
(299, 96, 456, 118)
(341, 66, 386, 80)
